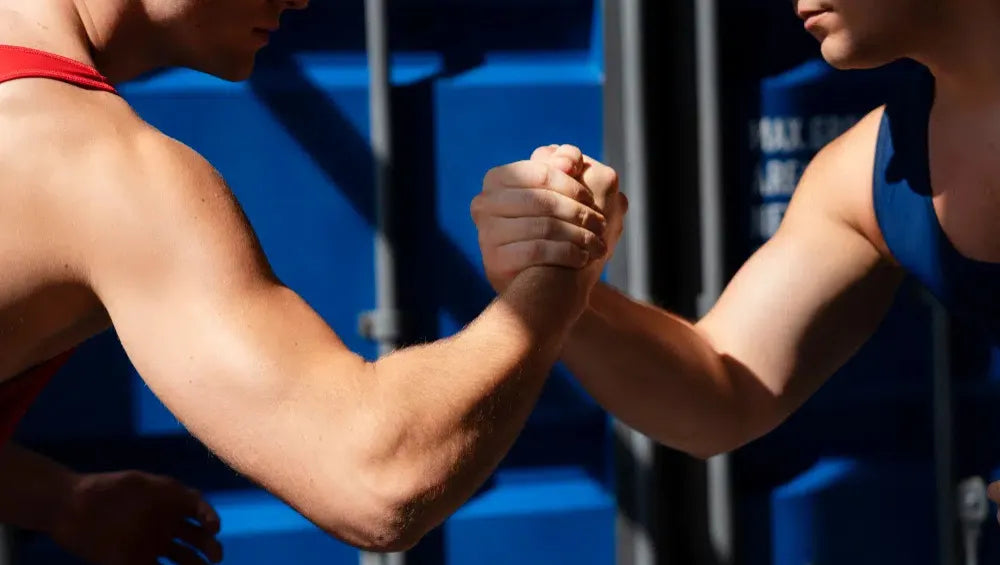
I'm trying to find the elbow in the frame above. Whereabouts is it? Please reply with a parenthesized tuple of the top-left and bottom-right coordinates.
(343, 514, 425, 554)
(314, 479, 433, 553)
(678, 400, 787, 461)
(326, 427, 447, 552)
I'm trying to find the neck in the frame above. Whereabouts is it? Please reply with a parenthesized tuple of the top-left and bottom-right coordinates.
(915, 2, 1000, 110)
(72, 0, 172, 83)
(0, 0, 172, 84)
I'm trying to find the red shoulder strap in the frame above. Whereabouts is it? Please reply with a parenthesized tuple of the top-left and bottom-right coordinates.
(0, 349, 76, 444)
(0, 45, 117, 94)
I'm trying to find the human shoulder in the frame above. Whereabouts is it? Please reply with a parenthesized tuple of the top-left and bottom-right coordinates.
(785, 105, 892, 260)
(0, 79, 265, 284)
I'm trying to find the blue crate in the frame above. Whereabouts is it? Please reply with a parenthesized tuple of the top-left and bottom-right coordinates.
(444, 466, 615, 565)
(771, 458, 936, 565)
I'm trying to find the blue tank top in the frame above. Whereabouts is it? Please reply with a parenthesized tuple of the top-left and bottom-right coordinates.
(873, 67, 1000, 342)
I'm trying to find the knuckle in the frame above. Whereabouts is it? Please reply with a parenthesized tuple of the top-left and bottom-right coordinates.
(558, 144, 583, 158)
(552, 156, 574, 173)
(482, 166, 501, 190)
(600, 166, 620, 190)
(526, 240, 547, 263)
(560, 241, 581, 262)
(532, 191, 557, 215)
(525, 161, 550, 187)
(469, 194, 485, 220)
(535, 217, 555, 239)
(538, 163, 554, 188)
(531, 145, 557, 160)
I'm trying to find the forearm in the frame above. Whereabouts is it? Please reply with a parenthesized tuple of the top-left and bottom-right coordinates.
(230, 266, 590, 551)
(367, 266, 590, 532)
(0, 444, 76, 534)
(562, 284, 773, 458)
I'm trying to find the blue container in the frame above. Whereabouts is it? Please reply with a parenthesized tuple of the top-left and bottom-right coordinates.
(445, 467, 615, 564)
(771, 458, 936, 565)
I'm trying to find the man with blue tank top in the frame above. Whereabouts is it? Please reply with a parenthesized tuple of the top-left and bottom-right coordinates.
(475, 0, 1000, 522)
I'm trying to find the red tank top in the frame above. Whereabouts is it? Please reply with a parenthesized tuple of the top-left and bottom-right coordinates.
(0, 45, 118, 443)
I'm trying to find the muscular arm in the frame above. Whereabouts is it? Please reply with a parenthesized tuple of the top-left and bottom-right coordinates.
(562, 109, 905, 458)
(53, 108, 602, 551)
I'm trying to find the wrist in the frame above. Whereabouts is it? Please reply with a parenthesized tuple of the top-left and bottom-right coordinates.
(514, 266, 592, 318)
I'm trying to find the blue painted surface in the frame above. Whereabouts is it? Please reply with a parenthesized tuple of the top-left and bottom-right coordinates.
(445, 467, 615, 564)
(205, 490, 360, 564)
(771, 458, 936, 565)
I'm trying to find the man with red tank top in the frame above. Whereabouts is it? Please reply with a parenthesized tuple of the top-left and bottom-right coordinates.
(0, 0, 625, 563)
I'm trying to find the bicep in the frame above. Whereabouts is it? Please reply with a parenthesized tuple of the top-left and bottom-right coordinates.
(697, 169, 902, 420)
(78, 135, 366, 470)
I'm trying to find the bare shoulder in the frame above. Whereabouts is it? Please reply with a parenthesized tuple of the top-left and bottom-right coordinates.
(785, 105, 890, 259)
(0, 79, 271, 287)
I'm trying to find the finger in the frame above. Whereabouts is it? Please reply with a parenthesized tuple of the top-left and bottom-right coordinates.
(530, 145, 560, 161)
(181, 490, 220, 534)
(611, 192, 630, 226)
(481, 216, 607, 257)
(176, 521, 224, 563)
(492, 240, 590, 273)
(474, 188, 605, 234)
(163, 541, 209, 565)
(482, 161, 597, 208)
(580, 154, 620, 196)
(546, 144, 584, 177)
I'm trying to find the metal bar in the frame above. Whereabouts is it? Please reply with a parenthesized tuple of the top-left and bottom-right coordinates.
(361, 0, 405, 564)
(693, 0, 733, 562)
(605, 0, 657, 563)
(366, 0, 397, 357)
(0, 527, 11, 565)
(621, 0, 650, 304)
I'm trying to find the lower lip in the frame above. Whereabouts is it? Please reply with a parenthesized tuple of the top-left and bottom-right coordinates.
(804, 12, 828, 30)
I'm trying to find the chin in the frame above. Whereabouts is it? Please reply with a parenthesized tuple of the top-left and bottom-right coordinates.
(190, 51, 259, 82)
(819, 38, 896, 71)
(215, 62, 256, 82)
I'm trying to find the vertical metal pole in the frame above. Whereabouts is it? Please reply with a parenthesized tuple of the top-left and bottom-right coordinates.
(362, 0, 405, 564)
(605, 0, 658, 564)
(930, 296, 955, 565)
(694, 0, 733, 562)
(0, 527, 12, 565)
